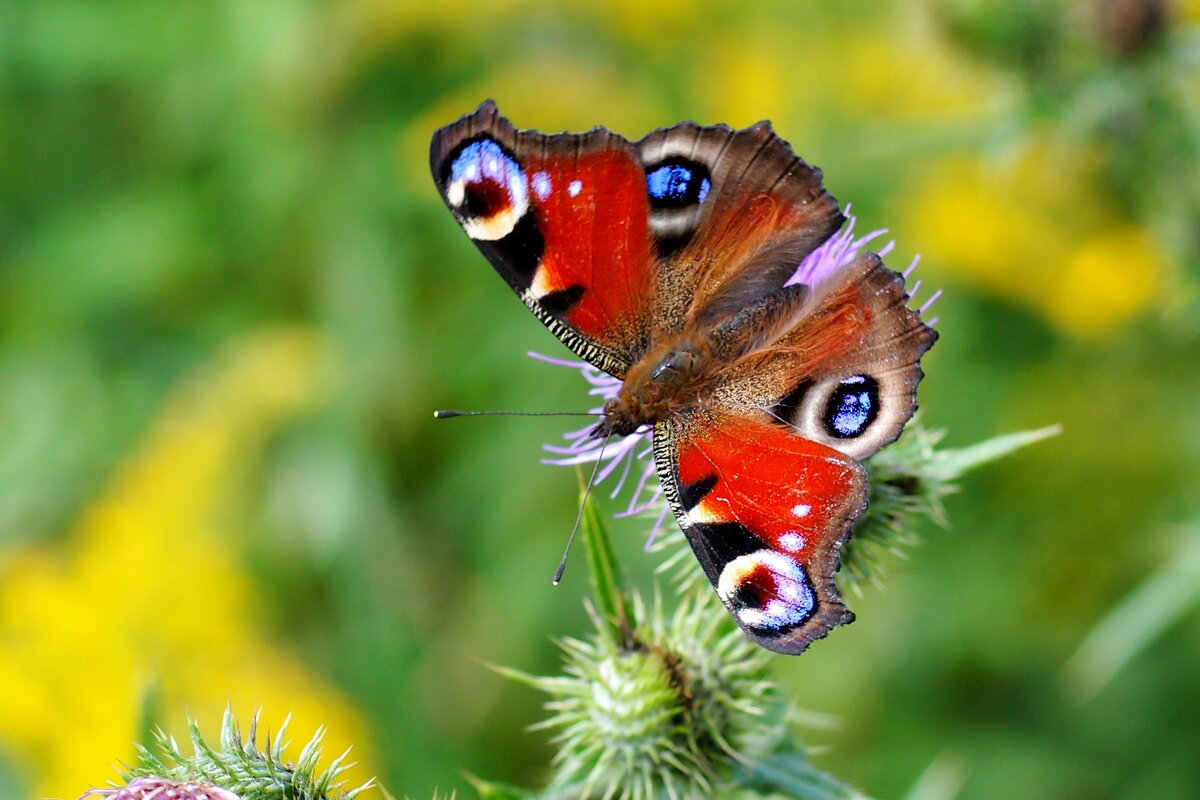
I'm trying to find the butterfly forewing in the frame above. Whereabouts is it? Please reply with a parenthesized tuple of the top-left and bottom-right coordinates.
(430, 101, 656, 376)
(431, 102, 847, 375)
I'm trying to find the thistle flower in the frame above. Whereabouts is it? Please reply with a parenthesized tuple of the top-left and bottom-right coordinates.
(486, 504, 867, 800)
(495, 214, 1057, 800)
(82, 777, 240, 800)
(82, 709, 374, 800)
(496, 592, 776, 800)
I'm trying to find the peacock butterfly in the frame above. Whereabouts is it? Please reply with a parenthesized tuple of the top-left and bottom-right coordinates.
(429, 101, 936, 655)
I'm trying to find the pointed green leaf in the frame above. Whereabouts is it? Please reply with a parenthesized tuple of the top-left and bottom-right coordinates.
(463, 772, 536, 800)
(736, 748, 873, 800)
(1061, 526, 1200, 701)
(578, 473, 632, 640)
(134, 678, 163, 756)
(929, 424, 1061, 481)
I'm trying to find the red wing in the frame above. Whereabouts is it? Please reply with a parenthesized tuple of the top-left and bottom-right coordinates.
(430, 101, 656, 377)
(654, 413, 867, 655)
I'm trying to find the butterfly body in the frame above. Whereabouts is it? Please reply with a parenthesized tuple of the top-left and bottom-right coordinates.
(593, 338, 707, 436)
(431, 101, 936, 654)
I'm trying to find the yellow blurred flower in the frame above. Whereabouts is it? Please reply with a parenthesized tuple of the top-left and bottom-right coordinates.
(603, 0, 707, 45)
(346, 0, 704, 51)
(693, 21, 1011, 132)
(693, 34, 797, 129)
(832, 28, 1014, 122)
(405, 13, 1011, 190)
(901, 136, 1165, 338)
(1049, 226, 1162, 336)
(0, 327, 374, 799)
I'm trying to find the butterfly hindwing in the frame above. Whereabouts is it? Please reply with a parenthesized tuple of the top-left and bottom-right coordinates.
(713, 252, 937, 462)
(655, 254, 935, 653)
(655, 413, 866, 654)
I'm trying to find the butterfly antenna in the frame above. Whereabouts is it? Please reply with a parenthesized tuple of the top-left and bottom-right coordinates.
(434, 409, 600, 419)
(552, 431, 614, 585)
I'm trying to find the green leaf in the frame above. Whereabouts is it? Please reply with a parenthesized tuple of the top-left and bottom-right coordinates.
(578, 471, 633, 641)
(134, 678, 164, 758)
(1061, 525, 1200, 701)
(927, 424, 1062, 482)
(736, 747, 872, 800)
(463, 772, 534, 800)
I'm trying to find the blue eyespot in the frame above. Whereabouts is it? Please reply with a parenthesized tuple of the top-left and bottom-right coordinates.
(445, 137, 528, 223)
(825, 375, 879, 438)
(647, 164, 692, 199)
(719, 550, 816, 631)
(646, 159, 712, 209)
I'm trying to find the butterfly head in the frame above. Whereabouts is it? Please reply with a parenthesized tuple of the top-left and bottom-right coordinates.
(593, 392, 644, 438)
(594, 343, 709, 438)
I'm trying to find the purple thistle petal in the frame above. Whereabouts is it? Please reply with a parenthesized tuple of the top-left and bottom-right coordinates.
(644, 503, 673, 550)
(903, 253, 921, 278)
(81, 778, 240, 800)
(608, 444, 638, 499)
(787, 206, 892, 289)
(615, 467, 662, 517)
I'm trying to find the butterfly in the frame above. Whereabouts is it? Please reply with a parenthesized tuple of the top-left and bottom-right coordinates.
(429, 101, 936, 655)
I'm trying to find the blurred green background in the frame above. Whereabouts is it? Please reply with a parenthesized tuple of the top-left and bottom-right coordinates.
(2, 1, 1199, 798)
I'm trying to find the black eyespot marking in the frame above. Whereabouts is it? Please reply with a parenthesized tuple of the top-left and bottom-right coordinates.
(654, 233, 696, 260)
(680, 473, 718, 510)
(473, 211, 544, 288)
(730, 582, 762, 613)
(539, 284, 585, 316)
(771, 379, 813, 426)
(823, 375, 879, 438)
(694, 521, 766, 569)
(731, 569, 814, 638)
(462, 181, 506, 218)
(646, 158, 712, 209)
(440, 136, 532, 246)
(439, 135, 544, 284)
